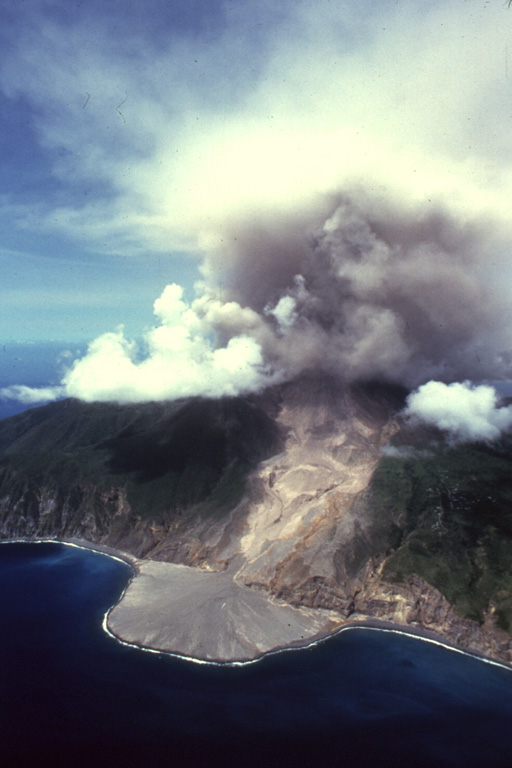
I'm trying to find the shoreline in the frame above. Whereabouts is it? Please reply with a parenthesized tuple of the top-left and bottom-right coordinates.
(2, 536, 512, 672)
(0, 535, 139, 570)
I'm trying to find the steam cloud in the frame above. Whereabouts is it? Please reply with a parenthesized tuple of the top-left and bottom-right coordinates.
(404, 381, 512, 444)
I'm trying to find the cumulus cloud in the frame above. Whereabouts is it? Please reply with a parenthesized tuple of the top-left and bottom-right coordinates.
(1, 284, 273, 403)
(404, 381, 512, 444)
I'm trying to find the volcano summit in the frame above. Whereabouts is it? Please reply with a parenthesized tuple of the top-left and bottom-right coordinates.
(1, 376, 512, 665)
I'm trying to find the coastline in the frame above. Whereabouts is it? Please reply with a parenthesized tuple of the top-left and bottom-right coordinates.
(0, 535, 139, 570)
(1, 535, 512, 672)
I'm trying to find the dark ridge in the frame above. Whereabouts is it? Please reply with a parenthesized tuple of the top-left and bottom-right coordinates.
(0, 395, 283, 550)
(102, 396, 281, 483)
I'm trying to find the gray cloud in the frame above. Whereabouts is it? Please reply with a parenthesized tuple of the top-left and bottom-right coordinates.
(200, 192, 511, 388)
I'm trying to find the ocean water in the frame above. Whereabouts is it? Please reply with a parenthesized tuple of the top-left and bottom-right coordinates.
(1, 543, 512, 768)
(0, 340, 87, 418)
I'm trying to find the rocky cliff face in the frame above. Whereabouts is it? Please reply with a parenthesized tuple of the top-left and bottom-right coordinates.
(350, 567, 512, 664)
(1, 378, 512, 664)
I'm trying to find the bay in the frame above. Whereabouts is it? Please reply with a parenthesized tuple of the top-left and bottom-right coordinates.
(1, 542, 512, 768)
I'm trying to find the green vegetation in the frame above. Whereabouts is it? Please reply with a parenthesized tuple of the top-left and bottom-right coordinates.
(369, 441, 512, 629)
(0, 396, 282, 534)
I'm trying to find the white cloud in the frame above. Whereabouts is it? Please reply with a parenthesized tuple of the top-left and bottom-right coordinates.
(3, 284, 274, 404)
(0, 385, 64, 405)
(404, 381, 512, 444)
(3, 2, 512, 255)
(264, 295, 297, 330)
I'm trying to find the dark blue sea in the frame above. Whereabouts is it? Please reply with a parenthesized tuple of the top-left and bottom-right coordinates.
(1, 543, 512, 768)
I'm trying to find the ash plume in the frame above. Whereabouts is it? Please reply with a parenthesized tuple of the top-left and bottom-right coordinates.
(203, 192, 510, 389)
(3, 190, 511, 406)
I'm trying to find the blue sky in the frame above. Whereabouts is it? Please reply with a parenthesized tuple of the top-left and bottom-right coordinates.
(3, 0, 338, 343)
(2, 0, 512, 408)
(1, 0, 242, 342)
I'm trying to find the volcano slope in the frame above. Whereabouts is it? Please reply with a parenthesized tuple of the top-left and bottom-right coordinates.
(1, 377, 512, 664)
